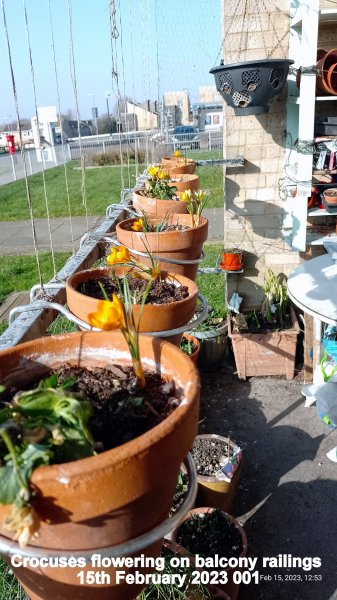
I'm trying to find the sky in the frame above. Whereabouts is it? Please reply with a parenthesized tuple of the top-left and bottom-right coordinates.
(0, 0, 222, 125)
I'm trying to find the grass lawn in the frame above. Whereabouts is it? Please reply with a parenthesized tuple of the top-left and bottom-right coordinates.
(196, 242, 226, 317)
(0, 155, 223, 221)
(0, 252, 71, 306)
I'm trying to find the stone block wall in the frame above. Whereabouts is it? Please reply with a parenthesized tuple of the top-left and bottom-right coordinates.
(222, 0, 300, 305)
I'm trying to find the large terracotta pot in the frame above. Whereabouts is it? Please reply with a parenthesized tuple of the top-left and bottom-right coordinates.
(161, 156, 197, 175)
(0, 331, 200, 600)
(133, 189, 189, 218)
(66, 267, 198, 344)
(171, 507, 247, 600)
(116, 215, 209, 281)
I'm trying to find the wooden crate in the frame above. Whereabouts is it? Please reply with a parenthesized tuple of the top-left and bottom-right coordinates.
(228, 307, 300, 380)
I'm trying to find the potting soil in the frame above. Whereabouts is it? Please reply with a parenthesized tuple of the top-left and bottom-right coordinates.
(80, 276, 189, 304)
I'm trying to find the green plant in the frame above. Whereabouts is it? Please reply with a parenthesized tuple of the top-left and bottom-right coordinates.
(195, 307, 226, 333)
(180, 337, 194, 356)
(262, 268, 289, 326)
(180, 189, 210, 227)
(176, 509, 242, 559)
(0, 376, 93, 547)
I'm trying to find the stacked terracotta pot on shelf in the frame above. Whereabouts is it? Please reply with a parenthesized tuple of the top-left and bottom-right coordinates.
(298, 48, 337, 95)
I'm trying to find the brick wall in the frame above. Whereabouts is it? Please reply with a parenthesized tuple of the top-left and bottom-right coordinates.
(222, 0, 300, 305)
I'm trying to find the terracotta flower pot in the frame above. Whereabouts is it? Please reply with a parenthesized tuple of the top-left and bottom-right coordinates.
(133, 189, 189, 218)
(219, 250, 243, 271)
(0, 331, 200, 600)
(180, 333, 201, 365)
(193, 434, 243, 514)
(167, 173, 200, 193)
(316, 49, 337, 95)
(171, 507, 248, 600)
(66, 267, 198, 345)
(116, 215, 209, 281)
(323, 187, 337, 206)
(161, 156, 197, 175)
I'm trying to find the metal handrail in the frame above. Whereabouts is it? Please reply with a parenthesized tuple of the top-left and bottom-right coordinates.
(9, 293, 208, 337)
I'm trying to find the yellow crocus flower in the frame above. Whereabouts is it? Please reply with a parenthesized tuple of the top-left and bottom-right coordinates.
(88, 295, 124, 330)
(180, 189, 192, 203)
(131, 218, 144, 232)
(106, 246, 130, 265)
(147, 165, 160, 177)
(157, 169, 169, 180)
(173, 150, 181, 158)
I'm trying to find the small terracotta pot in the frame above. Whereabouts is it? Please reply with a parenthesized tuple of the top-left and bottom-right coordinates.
(219, 250, 243, 271)
(316, 49, 337, 95)
(161, 156, 197, 175)
(323, 188, 337, 205)
(193, 434, 243, 514)
(116, 215, 209, 281)
(168, 173, 200, 193)
(181, 333, 201, 365)
(0, 331, 200, 600)
(171, 507, 248, 600)
(327, 62, 337, 94)
(66, 267, 198, 345)
(133, 189, 189, 218)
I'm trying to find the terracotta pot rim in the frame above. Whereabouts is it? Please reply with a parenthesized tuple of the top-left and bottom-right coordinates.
(193, 434, 240, 483)
(0, 331, 199, 484)
(133, 189, 187, 205)
(117, 215, 208, 237)
(66, 266, 198, 308)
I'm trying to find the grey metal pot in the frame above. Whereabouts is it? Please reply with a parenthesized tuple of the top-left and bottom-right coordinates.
(191, 321, 228, 369)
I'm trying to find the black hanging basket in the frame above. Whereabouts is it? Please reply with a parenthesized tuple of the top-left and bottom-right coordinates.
(210, 59, 294, 116)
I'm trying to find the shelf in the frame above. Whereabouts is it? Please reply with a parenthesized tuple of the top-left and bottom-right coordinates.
(307, 232, 337, 246)
(288, 96, 337, 104)
(308, 208, 337, 216)
(197, 267, 244, 275)
(291, 8, 337, 28)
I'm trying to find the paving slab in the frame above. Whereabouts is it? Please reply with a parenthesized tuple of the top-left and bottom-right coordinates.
(0, 208, 224, 255)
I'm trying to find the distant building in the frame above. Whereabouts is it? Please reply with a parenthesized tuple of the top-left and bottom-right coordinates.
(163, 91, 190, 125)
(125, 101, 159, 130)
(199, 85, 222, 104)
(192, 102, 224, 131)
(61, 120, 93, 138)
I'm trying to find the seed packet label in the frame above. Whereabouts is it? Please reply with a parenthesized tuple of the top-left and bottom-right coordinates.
(215, 447, 243, 481)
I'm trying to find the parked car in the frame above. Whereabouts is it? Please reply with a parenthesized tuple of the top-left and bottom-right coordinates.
(171, 126, 200, 150)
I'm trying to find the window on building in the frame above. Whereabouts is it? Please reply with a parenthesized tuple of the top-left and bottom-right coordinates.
(213, 115, 220, 125)
(205, 115, 211, 125)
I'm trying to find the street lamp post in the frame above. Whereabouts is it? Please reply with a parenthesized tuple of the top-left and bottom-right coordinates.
(106, 90, 112, 137)
(2, 116, 12, 132)
(88, 93, 99, 143)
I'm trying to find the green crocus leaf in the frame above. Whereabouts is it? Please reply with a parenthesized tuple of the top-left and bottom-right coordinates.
(0, 443, 52, 505)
